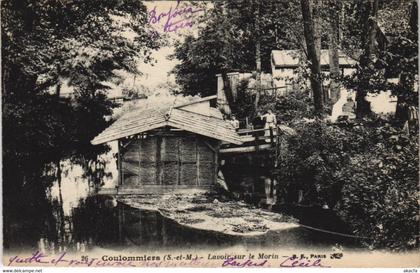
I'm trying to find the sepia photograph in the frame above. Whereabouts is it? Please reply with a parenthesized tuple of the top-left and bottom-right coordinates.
(1, 0, 419, 269)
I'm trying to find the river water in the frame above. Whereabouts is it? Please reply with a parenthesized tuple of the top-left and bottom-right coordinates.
(4, 137, 364, 255)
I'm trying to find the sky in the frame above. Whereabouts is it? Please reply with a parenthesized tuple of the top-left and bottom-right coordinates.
(59, 1, 397, 115)
(134, 1, 206, 91)
(60, 1, 206, 98)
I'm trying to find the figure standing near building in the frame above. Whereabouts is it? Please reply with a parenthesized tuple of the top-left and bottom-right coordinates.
(262, 109, 277, 142)
(252, 111, 266, 138)
(403, 105, 419, 134)
(230, 115, 240, 131)
(342, 97, 356, 120)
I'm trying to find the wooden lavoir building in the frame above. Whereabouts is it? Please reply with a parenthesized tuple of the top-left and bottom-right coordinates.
(91, 96, 243, 193)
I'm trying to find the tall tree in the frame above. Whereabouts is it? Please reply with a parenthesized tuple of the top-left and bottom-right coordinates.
(300, 0, 324, 115)
(386, 0, 418, 121)
(254, 0, 262, 110)
(328, 0, 341, 104)
(340, 0, 417, 120)
(355, 0, 378, 118)
(312, 0, 322, 60)
(1, 0, 161, 217)
(172, 0, 301, 99)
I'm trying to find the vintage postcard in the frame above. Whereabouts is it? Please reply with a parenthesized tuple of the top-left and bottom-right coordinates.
(1, 0, 419, 270)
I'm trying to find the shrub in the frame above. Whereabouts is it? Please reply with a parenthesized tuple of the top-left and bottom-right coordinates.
(279, 119, 419, 250)
(335, 127, 419, 250)
(261, 89, 314, 124)
(230, 79, 256, 120)
(278, 121, 354, 207)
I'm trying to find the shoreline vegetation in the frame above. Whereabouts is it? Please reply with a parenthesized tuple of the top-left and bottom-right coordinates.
(2, 0, 418, 254)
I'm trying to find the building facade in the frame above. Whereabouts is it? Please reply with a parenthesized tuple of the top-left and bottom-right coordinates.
(91, 96, 243, 194)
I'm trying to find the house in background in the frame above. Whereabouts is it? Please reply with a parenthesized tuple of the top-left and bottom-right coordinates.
(91, 95, 242, 194)
(271, 49, 398, 119)
(271, 49, 357, 92)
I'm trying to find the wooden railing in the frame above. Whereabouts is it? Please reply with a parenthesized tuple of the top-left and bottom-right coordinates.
(237, 127, 277, 145)
(221, 126, 280, 154)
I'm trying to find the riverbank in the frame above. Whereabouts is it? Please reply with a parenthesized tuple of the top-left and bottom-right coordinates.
(118, 190, 299, 237)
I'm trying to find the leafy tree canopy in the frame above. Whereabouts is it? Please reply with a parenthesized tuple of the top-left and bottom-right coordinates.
(171, 0, 303, 97)
(1, 0, 162, 189)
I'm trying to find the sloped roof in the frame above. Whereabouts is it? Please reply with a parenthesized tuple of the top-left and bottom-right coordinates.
(272, 49, 357, 68)
(91, 96, 243, 145)
(173, 95, 217, 108)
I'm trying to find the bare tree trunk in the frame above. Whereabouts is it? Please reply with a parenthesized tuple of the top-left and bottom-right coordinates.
(56, 160, 66, 245)
(2, 67, 8, 97)
(255, 41, 262, 109)
(328, 0, 341, 104)
(394, 74, 410, 122)
(356, 0, 378, 118)
(56, 64, 62, 98)
(395, 1, 418, 122)
(301, 0, 324, 116)
(56, 82, 61, 98)
(312, 0, 322, 60)
(254, 0, 262, 111)
(366, 0, 378, 57)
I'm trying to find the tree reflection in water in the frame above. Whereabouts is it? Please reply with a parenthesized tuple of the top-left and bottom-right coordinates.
(3, 141, 117, 253)
(3, 139, 361, 253)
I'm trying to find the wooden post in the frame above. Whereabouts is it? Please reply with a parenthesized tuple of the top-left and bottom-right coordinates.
(118, 140, 123, 186)
(177, 138, 181, 185)
(275, 126, 280, 168)
(255, 133, 259, 151)
(274, 126, 281, 205)
(156, 136, 162, 185)
(269, 127, 274, 146)
(118, 203, 123, 243)
(138, 138, 142, 185)
(214, 142, 219, 185)
(161, 213, 167, 247)
(196, 137, 200, 186)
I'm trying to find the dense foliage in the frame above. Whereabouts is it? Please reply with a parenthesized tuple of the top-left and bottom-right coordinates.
(341, 0, 418, 118)
(171, 0, 302, 97)
(2, 0, 418, 252)
(336, 123, 419, 250)
(229, 79, 256, 120)
(2, 0, 161, 246)
(278, 121, 354, 207)
(2, 0, 160, 183)
(173, 0, 417, 118)
(261, 89, 314, 124)
(278, 119, 419, 250)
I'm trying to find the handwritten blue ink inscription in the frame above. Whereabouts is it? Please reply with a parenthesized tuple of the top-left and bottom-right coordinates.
(148, 2, 204, 33)
(222, 257, 268, 268)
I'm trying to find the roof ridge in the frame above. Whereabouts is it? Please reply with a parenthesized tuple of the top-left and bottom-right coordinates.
(173, 95, 217, 109)
(91, 96, 242, 145)
(173, 107, 223, 120)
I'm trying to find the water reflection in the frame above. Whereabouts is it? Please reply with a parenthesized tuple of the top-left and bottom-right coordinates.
(35, 142, 119, 253)
(49, 142, 118, 217)
(4, 139, 362, 254)
(3, 139, 117, 252)
(58, 198, 361, 251)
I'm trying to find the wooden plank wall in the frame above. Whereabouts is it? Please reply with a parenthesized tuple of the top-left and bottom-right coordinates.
(120, 133, 217, 187)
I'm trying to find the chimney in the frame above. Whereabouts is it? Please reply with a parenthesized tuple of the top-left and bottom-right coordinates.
(216, 74, 231, 116)
(227, 72, 239, 102)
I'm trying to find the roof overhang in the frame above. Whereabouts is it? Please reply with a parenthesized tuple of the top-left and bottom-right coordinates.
(91, 96, 243, 146)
